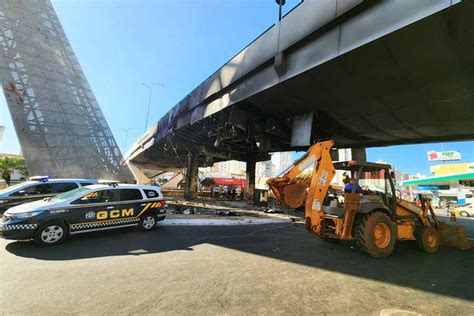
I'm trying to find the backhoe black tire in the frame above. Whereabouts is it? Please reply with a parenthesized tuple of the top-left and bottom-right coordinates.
(414, 225, 439, 253)
(354, 211, 396, 258)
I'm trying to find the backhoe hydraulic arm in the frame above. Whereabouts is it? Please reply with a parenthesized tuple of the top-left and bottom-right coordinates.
(267, 140, 335, 210)
(303, 141, 336, 234)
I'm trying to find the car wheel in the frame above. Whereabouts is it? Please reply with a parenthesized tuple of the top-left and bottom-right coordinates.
(34, 221, 69, 246)
(460, 211, 469, 217)
(139, 214, 157, 231)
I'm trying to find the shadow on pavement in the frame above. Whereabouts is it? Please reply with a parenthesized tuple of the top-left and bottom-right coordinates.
(5, 223, 474, 301)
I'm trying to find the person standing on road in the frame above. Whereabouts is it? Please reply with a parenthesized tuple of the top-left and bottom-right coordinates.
(226, 185, 231, 200)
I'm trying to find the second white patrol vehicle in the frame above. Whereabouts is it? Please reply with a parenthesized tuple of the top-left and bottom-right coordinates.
(0, 183, 166, 245)
(0, 177, 97, 214)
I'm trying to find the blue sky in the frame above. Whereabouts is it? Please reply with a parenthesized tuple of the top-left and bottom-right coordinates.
(0, 0, 472, 176)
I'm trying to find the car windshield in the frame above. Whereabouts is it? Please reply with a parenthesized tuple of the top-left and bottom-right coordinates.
(0, 182, 34, 196)
(49, 187, 92, 203)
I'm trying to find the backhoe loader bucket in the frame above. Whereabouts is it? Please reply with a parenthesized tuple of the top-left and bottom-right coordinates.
(438, 223, 471, 251)
(280, 180, 308, 209)
(267, 178, 310, 209)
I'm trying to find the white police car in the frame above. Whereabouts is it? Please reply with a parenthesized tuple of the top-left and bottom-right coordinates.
(0, 176, 97, 214)
(0, 183, 166, 245)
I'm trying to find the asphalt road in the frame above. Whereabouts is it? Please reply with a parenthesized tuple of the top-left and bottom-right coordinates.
(1, 221, 473, 315)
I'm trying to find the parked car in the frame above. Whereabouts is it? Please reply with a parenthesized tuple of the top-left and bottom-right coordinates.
(0, 183, 166, 245)
(450, 204, 474, 217)
(0, 176, 97, 214)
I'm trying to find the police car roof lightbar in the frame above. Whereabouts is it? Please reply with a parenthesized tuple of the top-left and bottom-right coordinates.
(97, 179, 120, 187)
(29, 176, 51, 182)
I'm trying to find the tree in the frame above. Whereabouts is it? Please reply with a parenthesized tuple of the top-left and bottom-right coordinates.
(0, 156, 28, 185)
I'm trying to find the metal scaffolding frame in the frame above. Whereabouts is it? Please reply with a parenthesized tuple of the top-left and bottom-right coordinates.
(0, 0, 133, 181)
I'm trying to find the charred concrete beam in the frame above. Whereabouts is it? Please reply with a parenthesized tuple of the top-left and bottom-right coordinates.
(197, 145, 269, 164)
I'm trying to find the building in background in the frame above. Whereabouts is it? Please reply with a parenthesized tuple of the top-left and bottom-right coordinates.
(401, 162, 474, 206)
(0, 125, 4, 147)
(272, 152, 292, 175)
(210, 160, 246, 177)
(0, 125, 4, 154)
(199, 152, 293, 190)
(430, 162, 474, 175)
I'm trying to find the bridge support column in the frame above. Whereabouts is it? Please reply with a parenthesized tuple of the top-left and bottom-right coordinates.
(351, 148, 367, 162)
(184, 152, 198, 200)
(245, 160, 256, 201)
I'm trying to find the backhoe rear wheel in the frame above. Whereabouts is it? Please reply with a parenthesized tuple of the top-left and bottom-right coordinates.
(414, 225, 439, 253)
(354, 211, 396, 258)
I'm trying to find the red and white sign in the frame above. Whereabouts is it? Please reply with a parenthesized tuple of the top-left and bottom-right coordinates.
(209, 177, 246, 187)
(427, 151, 461, 161)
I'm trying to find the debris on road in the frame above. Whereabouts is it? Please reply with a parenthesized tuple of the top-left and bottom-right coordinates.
(264, 208, 283, 214)
(216, 210, 242, 217)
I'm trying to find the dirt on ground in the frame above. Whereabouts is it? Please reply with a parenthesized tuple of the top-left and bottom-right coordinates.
(165, 197, 301, 221)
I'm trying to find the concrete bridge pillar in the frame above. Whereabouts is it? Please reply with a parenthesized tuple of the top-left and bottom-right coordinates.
(184, 151, 198, 200)
(245, 159, 256, 201)
(351, 148, 367, 162)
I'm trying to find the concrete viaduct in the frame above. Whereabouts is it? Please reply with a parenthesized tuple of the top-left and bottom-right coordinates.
(124, 0, 474, 198)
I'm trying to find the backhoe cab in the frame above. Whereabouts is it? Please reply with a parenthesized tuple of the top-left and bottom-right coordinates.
(267, 140, 471, 258)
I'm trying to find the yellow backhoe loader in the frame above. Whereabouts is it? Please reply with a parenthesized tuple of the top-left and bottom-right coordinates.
(267, 140, 471, 258)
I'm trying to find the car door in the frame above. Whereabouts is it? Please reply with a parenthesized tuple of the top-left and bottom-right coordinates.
(66, 189, 119, 233)
(113, 188, 148, 220)
(6, 182, 54, 208)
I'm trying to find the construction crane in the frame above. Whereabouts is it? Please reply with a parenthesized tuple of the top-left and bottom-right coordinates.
(267, 140, 471, 258)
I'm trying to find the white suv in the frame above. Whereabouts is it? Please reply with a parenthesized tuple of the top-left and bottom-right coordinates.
(0, 177, 97, 214)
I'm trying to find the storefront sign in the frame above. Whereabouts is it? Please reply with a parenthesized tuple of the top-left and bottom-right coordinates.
(427, 151, 461, 161)
(418, 185, 449, 191)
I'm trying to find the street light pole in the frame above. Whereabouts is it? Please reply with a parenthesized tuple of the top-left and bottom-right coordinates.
(276, 0, 285, 21)
(142, 82, 165, 133)
(121, 127, 136, 154)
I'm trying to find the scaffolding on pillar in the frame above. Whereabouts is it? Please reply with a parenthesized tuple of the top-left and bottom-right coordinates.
(0, 0, 133, 181)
